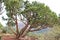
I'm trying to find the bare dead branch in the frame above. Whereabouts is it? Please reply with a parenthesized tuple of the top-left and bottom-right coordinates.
(29, 26, 47, 32)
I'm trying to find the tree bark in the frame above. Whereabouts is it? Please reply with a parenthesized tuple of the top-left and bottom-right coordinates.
(15, 15, 20, 39)
(21, 25, 31, 37)
(16, 21, 29, 38)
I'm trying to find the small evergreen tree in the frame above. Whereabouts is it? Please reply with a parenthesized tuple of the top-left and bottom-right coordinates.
(2, 0, 58, 40)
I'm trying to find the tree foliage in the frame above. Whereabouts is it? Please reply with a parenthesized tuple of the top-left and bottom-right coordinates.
(21, 1, 58, 30)
(3, 0, 23, 26)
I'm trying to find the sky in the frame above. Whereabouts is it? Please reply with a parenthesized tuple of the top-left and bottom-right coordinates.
(0, 0, 60, 26)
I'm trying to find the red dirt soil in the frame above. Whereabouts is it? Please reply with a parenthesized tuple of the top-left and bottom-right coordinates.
(1, 34, 38, 40)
